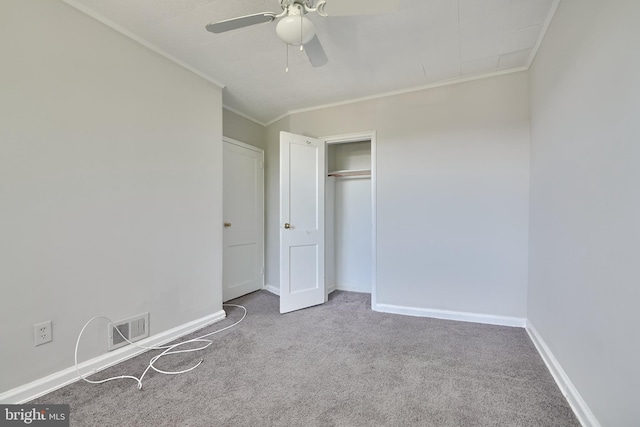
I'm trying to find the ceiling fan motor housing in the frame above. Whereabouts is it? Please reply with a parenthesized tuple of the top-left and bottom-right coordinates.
(276, 3, 316, 45)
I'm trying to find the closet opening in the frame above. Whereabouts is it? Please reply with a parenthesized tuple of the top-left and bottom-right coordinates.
(325, 132, 376, 307)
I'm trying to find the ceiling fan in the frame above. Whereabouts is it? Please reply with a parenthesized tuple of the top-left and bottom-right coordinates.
(205, 0, 400, 69)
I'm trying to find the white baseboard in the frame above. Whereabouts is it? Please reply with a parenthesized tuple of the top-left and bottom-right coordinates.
(373, 303, 526, 328)
(0, 310, 226, 404)
(266, 284, 369, 296)
(264, 284, 279, 296)
(335, 284, 370, 294)
(526, 321, 600, 427)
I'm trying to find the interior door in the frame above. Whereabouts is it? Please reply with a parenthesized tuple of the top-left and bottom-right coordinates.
(279, 131, 326, 313)
(223, 139, 264, 302)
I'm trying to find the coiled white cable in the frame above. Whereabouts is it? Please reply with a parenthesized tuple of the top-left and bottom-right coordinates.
(74, 303, 247, 390)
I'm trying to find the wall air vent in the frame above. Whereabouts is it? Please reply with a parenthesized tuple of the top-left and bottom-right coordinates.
(108, 312, 150, 351)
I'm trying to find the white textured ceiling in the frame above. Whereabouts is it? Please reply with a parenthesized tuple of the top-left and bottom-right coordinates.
(63, 0, 557, 125)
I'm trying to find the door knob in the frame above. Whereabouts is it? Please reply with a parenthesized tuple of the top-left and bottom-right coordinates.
(224, 222, 232, 228)
(284, 223, 291, 229)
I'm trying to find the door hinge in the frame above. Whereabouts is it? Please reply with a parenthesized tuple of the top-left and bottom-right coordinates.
(260, 161, 264, 169)
(260, 267, 265, 275)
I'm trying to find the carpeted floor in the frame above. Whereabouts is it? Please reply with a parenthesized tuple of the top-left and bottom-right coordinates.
(32, 290, 579, 426)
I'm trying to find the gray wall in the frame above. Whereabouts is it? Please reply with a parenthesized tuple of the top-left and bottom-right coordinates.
(223, 108, 266, 150)
(265, 72, 530, 319)
(528, 0, 640, 425)
(0, 0, 224, 393)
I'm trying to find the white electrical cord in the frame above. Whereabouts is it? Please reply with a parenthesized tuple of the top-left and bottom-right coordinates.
(74, 303, 247, 390)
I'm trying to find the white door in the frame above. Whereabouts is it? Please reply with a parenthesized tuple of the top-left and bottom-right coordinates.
(223, 138, 264, 302)
(279, 131, 326, 313)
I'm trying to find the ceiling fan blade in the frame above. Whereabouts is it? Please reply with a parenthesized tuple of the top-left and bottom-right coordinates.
(206, 12, 277, 33)
(321, 0, 400, 16)
(304, 35, 328, 67)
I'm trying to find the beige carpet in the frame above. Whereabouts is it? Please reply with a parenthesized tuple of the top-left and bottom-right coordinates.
(32, 290, 579, 426)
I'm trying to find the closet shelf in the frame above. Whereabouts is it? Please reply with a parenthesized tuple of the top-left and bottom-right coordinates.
(327, 169, 371, 177)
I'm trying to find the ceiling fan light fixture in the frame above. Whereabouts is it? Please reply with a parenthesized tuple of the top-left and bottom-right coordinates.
(276, 15, 315, 45)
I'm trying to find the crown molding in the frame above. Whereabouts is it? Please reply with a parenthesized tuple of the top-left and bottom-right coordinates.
(265, 67, 528, 127)
(61, 0, 225, 90)
(527, 0, 561, 68)
(266, 111, 291, 127)
(61, 0, 557, 129)
(223, 104, 267, 127)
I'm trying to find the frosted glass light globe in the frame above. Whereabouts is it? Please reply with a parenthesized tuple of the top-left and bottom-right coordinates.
(276, 15, 316, 46)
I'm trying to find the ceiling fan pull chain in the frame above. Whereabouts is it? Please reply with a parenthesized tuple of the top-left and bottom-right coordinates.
(300, 14, 304, 51)
(285, 43, 289, 73)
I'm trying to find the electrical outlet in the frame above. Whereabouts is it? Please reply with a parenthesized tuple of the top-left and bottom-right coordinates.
(34, 320, 52, 346)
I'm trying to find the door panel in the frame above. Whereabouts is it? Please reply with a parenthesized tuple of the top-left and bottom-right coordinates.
(289, 143, 320, 230)
(289, 245, 319, 294)
(223, 140, 264, 302)
(280, 132, 325, 313)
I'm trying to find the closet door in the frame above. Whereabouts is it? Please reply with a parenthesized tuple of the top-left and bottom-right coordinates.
(223, 139, 264, 302)
(279, 131, 326, 313)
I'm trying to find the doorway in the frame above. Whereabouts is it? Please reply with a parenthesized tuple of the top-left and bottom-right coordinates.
(278, 131, 377, 313)
(325, 132, 376, 306)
